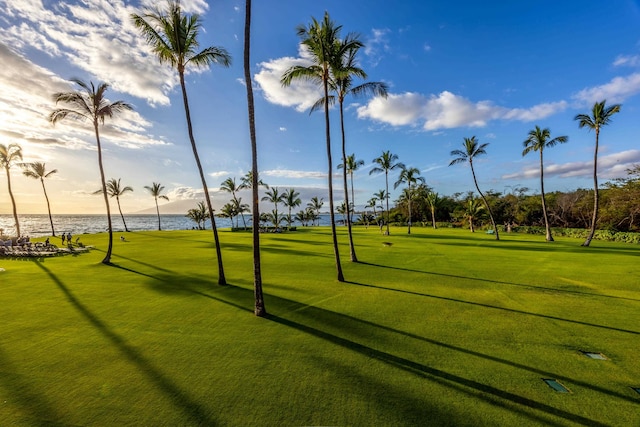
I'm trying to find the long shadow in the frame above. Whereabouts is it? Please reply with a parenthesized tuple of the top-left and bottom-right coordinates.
(0, 345, 65, 425)
(358, 261, 640, 303)
(346, 279, 640, 336)
(33, 261, 218, 426)
(143, 276, 620, 425)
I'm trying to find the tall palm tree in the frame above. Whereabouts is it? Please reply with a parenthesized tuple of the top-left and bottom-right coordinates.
(522, 126, 568, 242)
(50, 79, 132, 263)
(94, 178, 134, 232)
(144, 182, 169, 231)
(574, 100, 622, 247)
(283, 188, 301, 228)
(281, 12, 349, 281)
(307, 196, 324, 226)
(314, 40, 388, 262)
(394, 166, 425, 234)
(132, 0, 230, 284)
(449, 136, 499, 240)
(0, 143, 23, 237)
(22, 162, 58, 236)
(231, 198, 250, 228)
(370, 151, 404, 235)
(244, 0, 266, 316)
(261, 187, 285, 228)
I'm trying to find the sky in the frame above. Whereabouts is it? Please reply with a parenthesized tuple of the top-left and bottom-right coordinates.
(1, 0, 640, 215)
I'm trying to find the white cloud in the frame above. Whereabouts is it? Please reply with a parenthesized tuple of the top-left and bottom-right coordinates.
(0, 0, 178, 107)
(572, 73, 640, 105)
(357, 91, 567, 131)
(254, 45, 322, 112)
(423, 43, 432, 52)
(365, 28, 391, 66)
(503, 150, 640, 180)
(209, 170, 231, 179)
(279, 127, 287, 132)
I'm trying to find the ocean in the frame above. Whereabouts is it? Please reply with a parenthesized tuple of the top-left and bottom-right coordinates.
(0, 213, 335, 237)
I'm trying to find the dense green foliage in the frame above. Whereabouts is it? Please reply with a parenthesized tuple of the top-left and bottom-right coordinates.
(1, 227, 638, 425)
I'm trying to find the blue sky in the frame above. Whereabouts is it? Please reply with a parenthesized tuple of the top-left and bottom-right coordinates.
(1, 0, 639, 215)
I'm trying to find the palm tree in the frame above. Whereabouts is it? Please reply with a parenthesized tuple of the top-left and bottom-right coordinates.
(307, 196, 324, 226)
(243, 0, 266, 316)
(0, 143, 23, 237)
(94, 178, 133, 232)
(338, 154, 365, 220)
(426, 192, 441, 229)
(463, 198, 485, 233)
(574, 100, 622, 247)
(315, 39, 388, 262)
(22, 162, 58, 236)
(186, 201, 208, 229)
(231, 198, 250, 228)
(220, 177, 247, 227)
(366, 197, 378, 217)
(394, 166, 425, 234)
(281, 12, 348, 281)
(522, 126, 568, 242)
(261, 187, 285, 229)
(144, 182, 169, 231)
(132, 0, 230, 284)
(49, 79, 132, 264)
(282, 188, 301, 228)
(370, 151, 405, 235)
(449, 136, 499, 240)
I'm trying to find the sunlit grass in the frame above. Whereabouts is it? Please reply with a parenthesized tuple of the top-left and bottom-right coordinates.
(1, 226, 638, 425)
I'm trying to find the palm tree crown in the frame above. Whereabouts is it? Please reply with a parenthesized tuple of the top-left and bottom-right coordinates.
(95, 178, 134, 232)
(394, 166, 425, 234)
(22, 161, 58, 236)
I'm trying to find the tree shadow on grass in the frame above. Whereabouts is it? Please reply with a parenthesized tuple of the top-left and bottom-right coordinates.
(0, 345, 66, 425)
(142, 274, 613, 426)
(357, 260, 640, 303)
(32, 261, 218, 426)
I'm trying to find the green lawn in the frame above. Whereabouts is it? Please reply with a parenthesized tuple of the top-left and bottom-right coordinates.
(1, 226, 638, 426)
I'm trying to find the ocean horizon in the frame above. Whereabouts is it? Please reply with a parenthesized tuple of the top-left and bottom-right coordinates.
(0, 213, 336, 238)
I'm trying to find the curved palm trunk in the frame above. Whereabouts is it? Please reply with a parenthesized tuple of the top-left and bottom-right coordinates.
(40, 177, 56, 236)
(583, 128, 600, 247)
(349, 172, 356, 222)
(245, 0, 266, 316)
(178, 70, 226, 285)
(469, 216, 475, 232)
(94, 121, 114, 263)
(154, 198, 161, 231)
(539, 150, 553, 242)
(5, 167, 20, 236)
(384, 172, 390, 235)
(339, 101, 357, 262)
(470, 162, 499, 240)
(116, 195, 129, 232)
(323, 75, 344, 281)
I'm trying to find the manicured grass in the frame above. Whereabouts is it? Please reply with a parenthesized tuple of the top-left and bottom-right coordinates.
(1, 226, 639, 426)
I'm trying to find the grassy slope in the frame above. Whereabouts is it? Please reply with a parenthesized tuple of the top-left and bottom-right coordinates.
(0, 226, 638, 426)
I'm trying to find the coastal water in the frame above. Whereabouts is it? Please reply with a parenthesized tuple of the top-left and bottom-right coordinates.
(0, 213, 334, 238)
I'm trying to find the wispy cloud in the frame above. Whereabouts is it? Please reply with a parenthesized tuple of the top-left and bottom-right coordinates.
(613, 54, 640, 68)
(365, 28, 391, 66)
(503, 150, 640, 180)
